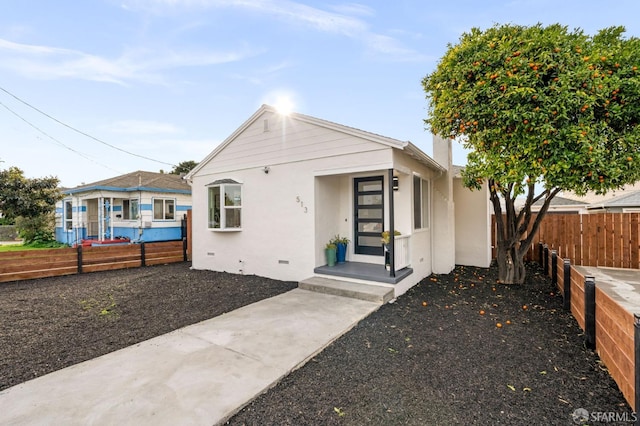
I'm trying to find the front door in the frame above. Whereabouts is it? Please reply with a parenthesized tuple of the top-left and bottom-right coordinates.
(354, 176, 384, 256)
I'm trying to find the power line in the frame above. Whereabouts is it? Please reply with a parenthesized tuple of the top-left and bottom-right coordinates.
(0, 99, 124, 174)
(0, 86, 175, 167)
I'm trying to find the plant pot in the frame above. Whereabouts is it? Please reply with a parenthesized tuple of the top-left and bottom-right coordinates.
(336, 242, 347, 263)
(325, 247, 337, 267)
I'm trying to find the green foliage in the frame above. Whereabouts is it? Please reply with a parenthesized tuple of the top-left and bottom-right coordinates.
(423, 24, 640, 283)
(170, 161, 198, 175)
(423, 24, 640, 197)
(15, 214, 57, 245)
(0, 166, 62, 220)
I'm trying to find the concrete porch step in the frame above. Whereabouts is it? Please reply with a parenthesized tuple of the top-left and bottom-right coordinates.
(299, 276, 394, 304)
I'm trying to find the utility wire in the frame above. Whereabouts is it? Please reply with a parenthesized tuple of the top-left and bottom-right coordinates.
(0, 99, 124, 174)
(0, 86, 175, 167)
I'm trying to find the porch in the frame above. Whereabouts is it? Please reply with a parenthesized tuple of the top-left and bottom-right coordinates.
(313, 261, 413, 285)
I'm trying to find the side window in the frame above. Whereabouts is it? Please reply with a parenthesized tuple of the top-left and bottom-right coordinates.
(65, 201, 73, 230)
(123, 199, 139, 220)
(413, 176, 429, 230)
(208, 182, 242, 230)
(153, 198, 176, 220)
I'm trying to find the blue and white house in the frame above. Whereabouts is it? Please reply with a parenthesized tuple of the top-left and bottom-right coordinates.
(55, 171, 191, 245)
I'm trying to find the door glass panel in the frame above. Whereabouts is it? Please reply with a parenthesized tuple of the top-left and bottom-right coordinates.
(358, 222, 383, 233)
(358, 181, 382, 192)
(358, 208, 382, 219)
(358, 236, 382, 247)
(358, 194, 382, 205)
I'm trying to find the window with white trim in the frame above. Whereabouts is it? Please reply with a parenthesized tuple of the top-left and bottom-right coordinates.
(122, 199, 139, 220)
(208, 180, 242, 230)
(153, 198, 175, 220)
(64, 201, 73, 231)
(413, 175, 429, 230)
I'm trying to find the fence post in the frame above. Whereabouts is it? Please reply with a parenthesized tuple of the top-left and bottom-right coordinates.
(538, 242, 544, 266)
(584, 276, 596, 350)
(635, 314, 640, 416)
(563, 259, 571, 311)
(543, 245, 549, 276)
(551, 250, 558, 289)
(183, 237, 188, 262)
(77, 245, 83, 274)
(140, 242, 146, 267)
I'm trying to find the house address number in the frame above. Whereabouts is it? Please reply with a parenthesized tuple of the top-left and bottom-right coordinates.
(296, 196, 308, 213)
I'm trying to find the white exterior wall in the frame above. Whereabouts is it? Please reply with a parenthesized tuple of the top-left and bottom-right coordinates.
(431, 136, 456, 274)
(454, 179, 491, 267)
(190, 111, 395, 282)
(189, 108, 454, 291)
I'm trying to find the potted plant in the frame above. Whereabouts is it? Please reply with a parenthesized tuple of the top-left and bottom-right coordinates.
(381, 230, 401, 270)
(325, 242, 337, 267)
(331, 234, 350, 263)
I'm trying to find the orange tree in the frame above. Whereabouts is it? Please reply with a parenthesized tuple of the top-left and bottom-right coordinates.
(423, 24, 640, 284)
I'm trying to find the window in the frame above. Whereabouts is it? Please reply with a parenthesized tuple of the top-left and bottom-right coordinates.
(64, 201, 73, 231)
(413, 175, 429, 230)
(153, 198, 175, 220)
(208, 181, 242, 230)
(122, 199, 139, 220)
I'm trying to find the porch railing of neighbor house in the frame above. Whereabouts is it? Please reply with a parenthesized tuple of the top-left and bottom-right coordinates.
(394, 234, 410, 270)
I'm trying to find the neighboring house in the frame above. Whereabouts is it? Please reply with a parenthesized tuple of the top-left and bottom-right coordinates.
(531, 195, 590, 214)
(55, 171, 191, 246)
(185, 105, 491, 297)
(586, 190, 640, 213)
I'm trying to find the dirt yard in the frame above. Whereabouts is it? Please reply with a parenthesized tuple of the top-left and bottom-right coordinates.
(0, 261, 631, 424)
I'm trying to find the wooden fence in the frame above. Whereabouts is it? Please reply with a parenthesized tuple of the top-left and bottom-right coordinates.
(493, 212, 640, 269)
(542, 248, 636, 410)
(0, 240, 187, 283)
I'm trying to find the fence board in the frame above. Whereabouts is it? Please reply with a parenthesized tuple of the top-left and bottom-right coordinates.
(507, 213, 640, 270)
(0, 240, 185, 283)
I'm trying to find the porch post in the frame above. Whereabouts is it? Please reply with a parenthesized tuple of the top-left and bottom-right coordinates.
(110, 197, 114, 240)
(388, 168, 395, 278)
(98, 197, 104, 241)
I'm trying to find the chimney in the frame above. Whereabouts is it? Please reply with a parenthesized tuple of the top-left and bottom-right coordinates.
(432, 133, 452, 172)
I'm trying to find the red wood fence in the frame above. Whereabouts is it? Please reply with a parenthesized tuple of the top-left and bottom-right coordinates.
(493, 212, 640, 269)
(543, 249, 636, 410)
(0, 240, 186, 283)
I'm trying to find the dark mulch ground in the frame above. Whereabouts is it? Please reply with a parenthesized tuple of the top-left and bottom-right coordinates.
(0, 261, 632, 425)
(229, 263, 632, 426)
(0, 263, 297, 391)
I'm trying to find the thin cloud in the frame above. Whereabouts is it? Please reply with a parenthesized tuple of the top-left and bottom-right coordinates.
(124, 0, 425, 60)
(0, 38, 257, 84)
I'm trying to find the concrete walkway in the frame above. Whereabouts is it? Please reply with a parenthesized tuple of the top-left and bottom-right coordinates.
(0, 289, 380, 425)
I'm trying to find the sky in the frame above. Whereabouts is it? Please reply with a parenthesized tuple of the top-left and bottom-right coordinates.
(1, 0, 640, 188)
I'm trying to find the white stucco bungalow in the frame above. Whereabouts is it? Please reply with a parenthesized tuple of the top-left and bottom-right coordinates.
(186, 105, 490, 297)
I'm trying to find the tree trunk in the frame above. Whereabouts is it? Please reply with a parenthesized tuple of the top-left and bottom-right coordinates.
(496, 243, 526, 284)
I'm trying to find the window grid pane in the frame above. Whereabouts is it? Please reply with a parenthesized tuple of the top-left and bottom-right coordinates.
(166, 200, 175, 220)
(153, 199, 164, 220)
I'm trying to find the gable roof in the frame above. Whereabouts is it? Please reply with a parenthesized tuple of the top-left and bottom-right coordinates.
(533, 195, 589, 207)
(186, 104, 445, 179)
(596, 190, 640, 208)
(64, 170, 191, 195)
